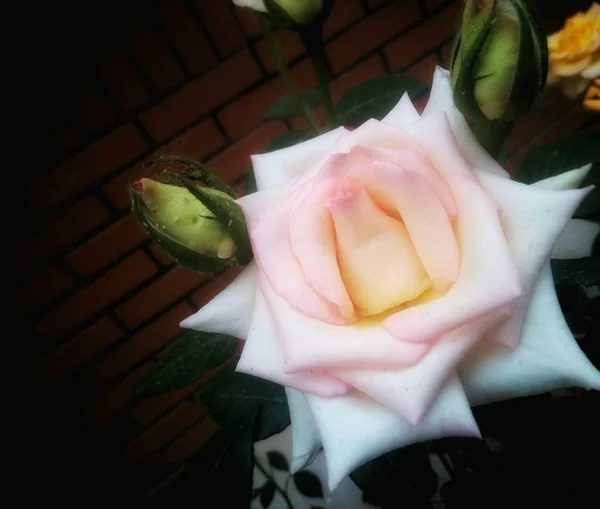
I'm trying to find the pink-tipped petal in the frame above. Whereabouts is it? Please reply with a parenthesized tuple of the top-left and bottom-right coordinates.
(236, 287, 352, 397)
(289, 180, 354, 318)
(384, 175, 521, 343)
(329, 187, 430, 315)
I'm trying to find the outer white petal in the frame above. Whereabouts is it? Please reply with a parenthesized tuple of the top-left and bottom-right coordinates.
(236, 288, 350, 396)
(382, 92, 421, 127)
(460, 264, 600, 406)
(306, 377, 480, 490)
(251, 127, 348, 191)
(533, 164, 591, 191)
(552, 219, 600, 259)
(422, 66, 509, 178)
(476, 171, 592, 347)
(179, 262, 258, 338)
(285, 388, 321, 473)
(233, 0, 267, 12)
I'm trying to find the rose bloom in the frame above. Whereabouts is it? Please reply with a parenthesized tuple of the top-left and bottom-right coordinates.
(182, 68, 600, 489)
(547, 2, 600, 98)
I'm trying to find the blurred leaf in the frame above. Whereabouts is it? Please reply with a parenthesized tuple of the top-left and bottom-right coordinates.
(551, 257, 600, 288)
(247, 167, 257, 194)
(132, 331, 237, 398)
(267, 451, 289, 471)
(264, 90, 322, 120)
(335, 74, 428, 126)
(515, 129, 600, 218)
(256, 399, 291, 441)
(263, 130, 316, 153)
(260, 481, 276, 508)
(293, 471, 323, 498)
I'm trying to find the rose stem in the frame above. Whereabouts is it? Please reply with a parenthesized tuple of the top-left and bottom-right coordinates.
(258, 14, 321, 134)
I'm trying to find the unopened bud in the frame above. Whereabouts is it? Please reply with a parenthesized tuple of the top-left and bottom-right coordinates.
(264, 0, 324, 26)
(451, 0, 548, 123)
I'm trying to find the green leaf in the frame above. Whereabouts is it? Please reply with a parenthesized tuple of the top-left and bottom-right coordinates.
(129, 183, 229, 273)
(515, 129, 600, 218)
(131, 331, 238, 398)
(267, 450, 289, 471)
(260, 480, 276, 508)
(293, 470, 323, 498)
(198, 365, 287, 429)
(262, 130, 316, 153)
(264, 91, 322, 120)
(153, 155, 236, 198)
(183, 181, 253, 265)
(335, 74, 428, 126)
(551, 257, 600, 288)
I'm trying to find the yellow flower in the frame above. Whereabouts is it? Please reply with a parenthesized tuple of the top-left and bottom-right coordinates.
(547, 3, 600, 98)
(584, 78, 600, 111)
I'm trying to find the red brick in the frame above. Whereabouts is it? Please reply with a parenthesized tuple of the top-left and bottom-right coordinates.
(15, 266, 75, 318)
(52, 126, 82, 156)
(384, 1, 460, 72)
(126, 402, 204, 462)
(128, 18, 184, 92)
(195, 0, 246, 56)
(506, 108, 548, 152)
(365, 0, 388, 9)
(37, 251, 158, 340)
(161, 2, 218, 76)
(145, 467, 185, 500)
(67, 213, 148, 277)
(208, 121, 288, 184)
(255, 29, 304, 74)
(439, 40, 454, 70)
(190, 267, 243, 309)
(78, 83, 116, 134)
(405, 54, 438, 85)
(219, 59, 316, 139)
(327, 0, 421, 74)
(14, 197, 111, 272)
(90, 302, 194, 385)
(234, 4, 261, 37)
(116, 266, 208, 329)
(97, 47, 151, 112)
(324, 0, 364, 38)
(149, 242, 176, 268)
(140, 51, 261, 142)
(426, 0, 452, 12)
(331, 55, 386, 101)
(103, 120, 225, 211)
(166, 417, 219, 465)
(28, 124, 147, 214)
(105, 413, 141, 444)
(80, 362, 153, 426)
(32, 317, 124, 383)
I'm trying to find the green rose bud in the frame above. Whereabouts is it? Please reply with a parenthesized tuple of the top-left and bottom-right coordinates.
(130, 176, 252, 273)
(451, 0, 548, 123)
(264, 0, 329, 28)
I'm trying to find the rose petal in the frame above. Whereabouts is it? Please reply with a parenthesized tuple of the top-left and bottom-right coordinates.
(329, 187, 430, 315)
(552, 219, 600, 259)
(421, 66, 509, 178)
(260, 277, 430, 372)
(289, 180, 354, 318)
(348, 162, 460, 292)
(384, 175, 521, 343)
(532, 164, 591, 191)
(476, 170, 592, 348)
(251, 126, 348, 191)
(286, 388, 322, 473)
(179, 262, 258, 338)
(460, 263, 600, 406)
(335, 310, 509, 424)
(236, 287, 351, 396)
(305, 377, 480, 490)
(242, 195, 349, 325)
(382, 91, 421, 127)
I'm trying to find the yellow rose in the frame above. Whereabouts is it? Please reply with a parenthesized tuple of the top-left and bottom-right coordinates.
(584, 78, 600, 111)
(547, 2, 600, 98)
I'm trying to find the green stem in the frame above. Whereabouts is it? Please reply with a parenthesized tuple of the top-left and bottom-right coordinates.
(255, 457, 295, 509)
(300, 27, 337, 128)
(471, 119, 513, 161)
(258, 14, 321, 133)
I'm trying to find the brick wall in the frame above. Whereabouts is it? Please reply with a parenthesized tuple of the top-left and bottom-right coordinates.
(15, 0, 594, 502)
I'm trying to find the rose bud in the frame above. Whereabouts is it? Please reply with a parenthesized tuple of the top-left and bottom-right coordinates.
(130, 178, 252, 272)
(450, 0, 548, 123)
(234, 0, 331, 28)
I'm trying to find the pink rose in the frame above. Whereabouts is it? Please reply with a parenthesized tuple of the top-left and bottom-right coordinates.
(182, 68, 600, 488)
